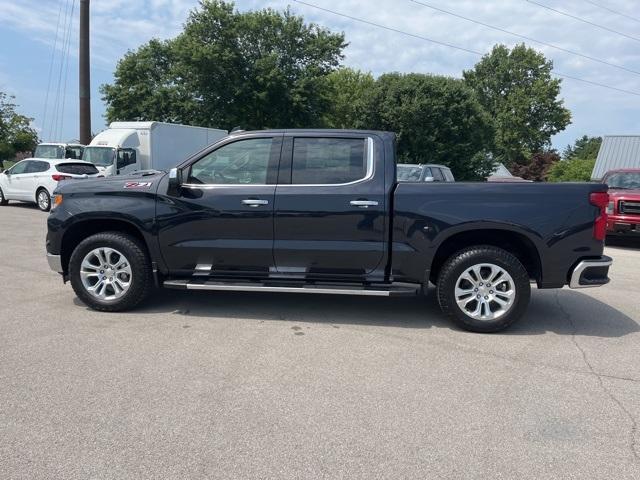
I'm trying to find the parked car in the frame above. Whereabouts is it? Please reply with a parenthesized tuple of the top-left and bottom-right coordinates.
(83, 122, 227, 177)
(46, 130, 611, 333)
(602, 169, 640, 236)
(0, 159, 99, 211)
(34, 143, 85, 160)
(396, 163, 455, 182)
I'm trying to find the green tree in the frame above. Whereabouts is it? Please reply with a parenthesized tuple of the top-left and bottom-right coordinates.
(548, 135, 601, 182)
(101, 1, 346, 130)
(322, 67, 375, 128)
(463, 44, 571, 168)
(0, 92, 38, 163)
(562, 135, 601, 160)
(364, 73, 494, 180)
(547, 157, 595, 182)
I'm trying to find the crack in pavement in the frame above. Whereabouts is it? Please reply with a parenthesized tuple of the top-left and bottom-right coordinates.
(555, 291, 639, 462)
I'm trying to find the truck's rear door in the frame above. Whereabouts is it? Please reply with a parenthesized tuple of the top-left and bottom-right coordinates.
(273, 133, 386, 279)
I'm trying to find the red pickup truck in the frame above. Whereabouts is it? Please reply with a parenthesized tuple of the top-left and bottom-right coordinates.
(603, 169, 640, 236)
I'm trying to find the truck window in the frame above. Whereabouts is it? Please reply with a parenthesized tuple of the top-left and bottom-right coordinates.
(188, 138, 273, 185)
(442, 168, 455, 182)
(65, 146, 84, 160)
(431, 168, 445, 182)
(34, 145, 64, 159)
(291, 138, 366, 185)
(117, 149, 137, 168)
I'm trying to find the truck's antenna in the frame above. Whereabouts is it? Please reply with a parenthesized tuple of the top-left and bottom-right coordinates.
(79, 0, 91, 145)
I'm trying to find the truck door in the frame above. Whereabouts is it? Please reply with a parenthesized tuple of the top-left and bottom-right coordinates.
(156, 135, 282, 277)
(273, 134, 386, 279)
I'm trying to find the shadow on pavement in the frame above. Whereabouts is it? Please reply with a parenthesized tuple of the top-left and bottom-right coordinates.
(77, 285, 639, 338)
(606, 236, 640, 250)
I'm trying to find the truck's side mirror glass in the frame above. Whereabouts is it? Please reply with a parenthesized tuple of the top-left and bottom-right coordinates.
(424, 176, 435, 182)
(167, 168, 183, 196)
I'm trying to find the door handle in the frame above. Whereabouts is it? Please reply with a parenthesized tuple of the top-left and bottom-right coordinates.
(242, 199, 269, 207)
(350, 200, 379, 208)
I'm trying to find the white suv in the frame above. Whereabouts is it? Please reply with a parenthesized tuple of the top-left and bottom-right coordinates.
(0, 159, 100, 212)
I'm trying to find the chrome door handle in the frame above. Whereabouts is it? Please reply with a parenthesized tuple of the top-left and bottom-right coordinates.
(350, 200, 379, 208)
(242, 199, 269, 207)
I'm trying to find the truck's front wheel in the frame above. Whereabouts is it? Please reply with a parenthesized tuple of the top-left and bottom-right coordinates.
(69, 232, 152, 311)
(436, 246, 531, 333)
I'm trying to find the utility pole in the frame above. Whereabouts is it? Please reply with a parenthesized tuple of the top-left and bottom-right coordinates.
(79, 0, 91, 144)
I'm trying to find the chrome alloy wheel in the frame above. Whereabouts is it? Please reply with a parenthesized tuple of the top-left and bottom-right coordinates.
(454, 263, 516, 321)
(37, 190, 50, 210)
(80, 247, 132, 301)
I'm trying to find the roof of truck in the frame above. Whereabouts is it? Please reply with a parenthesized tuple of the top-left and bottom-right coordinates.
(229, 129, 396, 140)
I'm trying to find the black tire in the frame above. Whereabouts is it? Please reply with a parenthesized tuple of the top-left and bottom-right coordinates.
(69, 232, 152, 312)
(36, 188, 51, 212)
(436, 245, 531, 333)
(0, 187, 8, 206)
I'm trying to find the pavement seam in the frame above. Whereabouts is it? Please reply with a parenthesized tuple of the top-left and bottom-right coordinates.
(555, 291, 639, 462)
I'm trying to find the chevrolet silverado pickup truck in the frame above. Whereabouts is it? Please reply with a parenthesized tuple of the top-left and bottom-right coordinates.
(46, 130, 612, 332)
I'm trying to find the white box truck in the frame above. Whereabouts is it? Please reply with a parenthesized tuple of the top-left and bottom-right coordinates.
(82, 122, 228, 176)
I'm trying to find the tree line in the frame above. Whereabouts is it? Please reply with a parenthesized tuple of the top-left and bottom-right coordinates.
(2, 0, 603, 181)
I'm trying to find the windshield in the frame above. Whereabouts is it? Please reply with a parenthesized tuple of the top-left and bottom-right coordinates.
(83, 147, 116, 167)
(397, 165, 423, 182)
(34, 144, 64, 159)
(605, 172, 640, 190)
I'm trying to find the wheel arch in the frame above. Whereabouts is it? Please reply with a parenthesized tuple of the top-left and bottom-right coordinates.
(429, 227, 543, 285)
(60, 218, 150, 274)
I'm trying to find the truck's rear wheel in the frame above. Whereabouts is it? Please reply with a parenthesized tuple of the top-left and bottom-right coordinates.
(69, 232, 152, 311)
(436, 246, 530, 333)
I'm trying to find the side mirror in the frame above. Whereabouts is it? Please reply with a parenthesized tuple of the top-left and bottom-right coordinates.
(424, 176, 435, 182)
(167, 167, 183, 196)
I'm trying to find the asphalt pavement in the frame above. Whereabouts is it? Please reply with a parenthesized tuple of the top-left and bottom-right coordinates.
(1, 203, 639, 479)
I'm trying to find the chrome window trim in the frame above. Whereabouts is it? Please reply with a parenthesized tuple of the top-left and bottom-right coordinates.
(181, 137, 374, 189)
(280, 136, 374, 188)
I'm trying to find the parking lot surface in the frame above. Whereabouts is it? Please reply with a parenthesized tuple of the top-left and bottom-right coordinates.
(1, 204, 639, 479)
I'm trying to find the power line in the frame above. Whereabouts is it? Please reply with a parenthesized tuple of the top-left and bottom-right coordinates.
(584, 0, 640, 24)
(42, 1, 65, 141)
(292, 0, 640, 98)
(526, 0, 640, 43)
(293, 1, 483, 56)
(59, 0, 77, 141)
(51, 0, 74, 140)
(408, 0, 640, 77)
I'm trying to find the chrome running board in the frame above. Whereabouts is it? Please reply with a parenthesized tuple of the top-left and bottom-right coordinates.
(163, 279, 420, 297)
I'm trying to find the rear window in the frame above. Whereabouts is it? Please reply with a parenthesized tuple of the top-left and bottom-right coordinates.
(55, 163, 99, 175)
(291, 138, 366, 185)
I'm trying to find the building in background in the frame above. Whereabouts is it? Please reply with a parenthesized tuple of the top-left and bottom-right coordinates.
(592, 135, 640, 180)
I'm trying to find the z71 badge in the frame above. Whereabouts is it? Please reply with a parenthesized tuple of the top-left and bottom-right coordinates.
(124, 181, 153, 189)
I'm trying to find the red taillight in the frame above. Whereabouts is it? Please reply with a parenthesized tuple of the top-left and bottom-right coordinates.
(590, 191, 609, 241)
(51, 174, 71, 182)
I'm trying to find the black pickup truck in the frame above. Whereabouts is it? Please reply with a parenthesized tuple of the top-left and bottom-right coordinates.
(46, 130, 612, 332)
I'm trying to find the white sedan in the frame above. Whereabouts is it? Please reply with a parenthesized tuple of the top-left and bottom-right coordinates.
(0, 159, 100, 211)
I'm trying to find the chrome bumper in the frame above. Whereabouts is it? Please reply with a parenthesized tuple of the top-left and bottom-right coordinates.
(47, 253, 63, 274)
(569, 257, 612, 289)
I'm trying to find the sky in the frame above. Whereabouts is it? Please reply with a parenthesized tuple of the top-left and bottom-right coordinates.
(0, 0, 639, 151)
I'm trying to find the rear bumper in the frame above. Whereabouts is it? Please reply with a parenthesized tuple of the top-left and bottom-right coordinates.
(47, 253, 63, 274)
(569, 256, 612, 289)
(607, 214, 639, 234)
